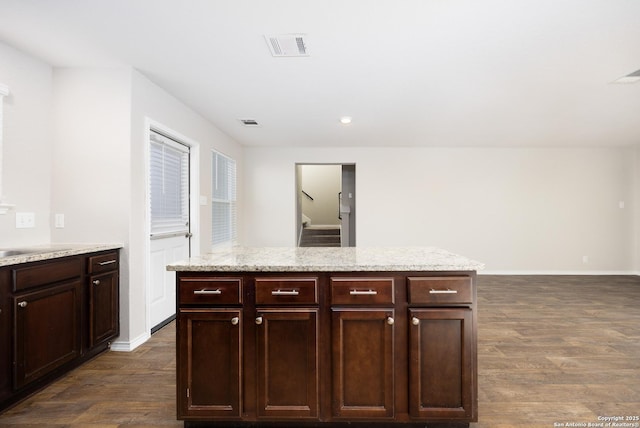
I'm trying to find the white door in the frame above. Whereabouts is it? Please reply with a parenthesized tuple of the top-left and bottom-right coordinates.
(149, 130, 191, 330)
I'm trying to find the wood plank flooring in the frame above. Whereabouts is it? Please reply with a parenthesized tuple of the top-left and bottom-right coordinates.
(0, 275, 638, 427)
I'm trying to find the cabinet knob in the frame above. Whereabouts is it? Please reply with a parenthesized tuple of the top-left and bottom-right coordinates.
(386, 316, 394, 326)
(92, 279, 101, 286)
(411, 317, 420, 326)
(255, 316, 263, 325)
(18, 301, 28, 308)
(231, 317, 239, 326)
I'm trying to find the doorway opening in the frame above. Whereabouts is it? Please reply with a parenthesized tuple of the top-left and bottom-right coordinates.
(295, 164, 356, 247)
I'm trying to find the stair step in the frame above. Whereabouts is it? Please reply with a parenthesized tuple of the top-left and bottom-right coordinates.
(300, 227, 341, 247)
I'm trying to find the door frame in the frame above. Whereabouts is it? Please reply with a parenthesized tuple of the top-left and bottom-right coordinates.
(143, 118, 201, 337)
(295, 163, 356, 247)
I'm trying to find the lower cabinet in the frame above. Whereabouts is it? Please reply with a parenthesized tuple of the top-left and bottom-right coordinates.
(13, 280, 82, 389)
(176, 271, 477, 426)
(0, 249, 120, 412)
(408, 308, 474, 419)
(178, 309, 242, 418)
(256, 309, 318, 419)
(331, 309, 394, 419)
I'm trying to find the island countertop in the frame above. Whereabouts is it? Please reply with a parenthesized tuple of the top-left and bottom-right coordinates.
(166, 246, 484, 272)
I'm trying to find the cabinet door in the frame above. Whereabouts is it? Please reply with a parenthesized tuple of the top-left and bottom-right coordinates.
(331, 309, 394, 419)
(178, 309, 242, 419)
(13, 280, 82, 389)
(256, 309, 318, 419)
(408, 308, 473, 420)
(89, 270, 119, 347)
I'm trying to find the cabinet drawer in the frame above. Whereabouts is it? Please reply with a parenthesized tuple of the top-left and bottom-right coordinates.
(255, 278, 318, 305)
(407, 276, 473, 305)
(179, 277, 242, 305)
(331, 277, 394, 305)
(13, 257, 82, 292)
(88, 252, 119, 274)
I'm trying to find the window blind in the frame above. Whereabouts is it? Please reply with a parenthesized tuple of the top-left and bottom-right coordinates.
(149, 131, 190, 236)
(212, 151, 237, 247)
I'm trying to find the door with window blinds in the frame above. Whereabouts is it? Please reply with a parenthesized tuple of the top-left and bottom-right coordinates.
(149, 130, 190, 330)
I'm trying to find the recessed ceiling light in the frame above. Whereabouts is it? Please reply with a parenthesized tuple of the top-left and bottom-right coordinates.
(340, 116, 352, 124)
(612, 68, 640, 84)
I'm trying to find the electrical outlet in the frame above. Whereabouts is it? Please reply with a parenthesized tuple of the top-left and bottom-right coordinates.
(16, 212, 35, 228)
(582, 255, 589, 264)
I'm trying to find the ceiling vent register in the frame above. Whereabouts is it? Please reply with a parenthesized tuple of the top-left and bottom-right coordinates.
(265, 34, 309, 57)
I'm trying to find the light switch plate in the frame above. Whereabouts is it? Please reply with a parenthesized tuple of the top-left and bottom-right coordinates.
(16, 212, 35, 228)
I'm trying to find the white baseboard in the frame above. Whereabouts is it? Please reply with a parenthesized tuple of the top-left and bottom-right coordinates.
(110, 331, 151, 352)
(480, 270, 639, 276)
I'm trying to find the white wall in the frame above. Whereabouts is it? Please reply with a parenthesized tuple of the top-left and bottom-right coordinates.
(0, 42, 53, 246)
(243, 146, 636, 274)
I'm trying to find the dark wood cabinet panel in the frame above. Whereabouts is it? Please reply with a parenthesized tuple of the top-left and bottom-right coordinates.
(0, 269, 11, 403)
(331, 308, 394, 419)
(89, 270, 119, 347)
(175, 270, 477, 426)
(12, 257, 82, 292)
(178, 309, 242, 419)
(255, 309, 319, 419)
(408, 308, 473, 419)
(13, 280, 82, 389)
(1, 249, 120, 412)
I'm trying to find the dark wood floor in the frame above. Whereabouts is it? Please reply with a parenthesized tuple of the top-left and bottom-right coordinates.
(1, 275, 639, 427)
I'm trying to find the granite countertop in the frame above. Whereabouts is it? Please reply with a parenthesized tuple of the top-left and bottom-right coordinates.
(167, 246, 484, 272)
(0, 243, 123, 267)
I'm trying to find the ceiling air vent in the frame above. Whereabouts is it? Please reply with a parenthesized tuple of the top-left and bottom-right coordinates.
(265, 34, 309, 57)
(239, 118, 261, 127)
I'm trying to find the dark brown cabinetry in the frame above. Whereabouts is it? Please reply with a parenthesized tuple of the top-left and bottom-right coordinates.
(0, 249, 120, 412)
(178, 308, 243, 418)
(330, 277, 395, 419)
(88, 252, 119, 347)
(13, 280, 82, 389)
(176, 270, 477, 427)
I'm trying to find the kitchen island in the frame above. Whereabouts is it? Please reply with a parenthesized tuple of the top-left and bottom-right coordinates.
(168, 247, 483, 427)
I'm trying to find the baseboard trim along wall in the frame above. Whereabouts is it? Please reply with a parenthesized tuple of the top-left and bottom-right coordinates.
(110, 331, 151, 352)
(480, 270, 639, 276)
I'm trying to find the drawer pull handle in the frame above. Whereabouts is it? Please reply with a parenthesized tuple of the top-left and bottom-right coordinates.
(98, 260, 117, 266)
(255, 316, 263, 325)
(271, 289, 299, 296)
(412, 317, 420, 326)
(18, 301, 28, 308)
(386, 316, 395, 326)
(93, 279, 101, 286)
(193, 289, 222, 295)
(231, 317, 239, 326)
(349, 289, 378, 296)
(430, 289, 458, 294)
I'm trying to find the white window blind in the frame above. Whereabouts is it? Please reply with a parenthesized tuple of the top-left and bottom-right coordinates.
(212, 150, 237, 247)
(149, 131, 190, 236)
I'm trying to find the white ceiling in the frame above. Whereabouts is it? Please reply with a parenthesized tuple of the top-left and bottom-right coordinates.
(0, 0, 639, 148)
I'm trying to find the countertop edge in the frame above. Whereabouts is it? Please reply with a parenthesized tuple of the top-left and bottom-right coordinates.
(166, 247, 485, 273)
(0, 244, 123, 267)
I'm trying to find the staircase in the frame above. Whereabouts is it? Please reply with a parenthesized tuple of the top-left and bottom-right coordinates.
(300, 227, 341, 247)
